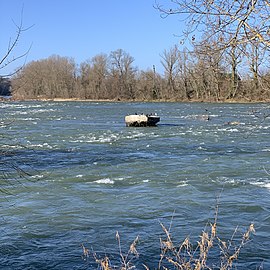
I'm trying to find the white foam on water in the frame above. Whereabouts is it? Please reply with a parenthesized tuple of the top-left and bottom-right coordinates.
(20, 118, 38, 121)
(87, 176, 129, 185)
(216, 176, 270, 190)
(70, 130, 160, 144)
(115, 177, 125, 181)
(177, 181, 188, 187)
(94, 178, 114, 184)
(250, 181, 270, 190)
(31, 174, 44, 179)
(45, 179, 60, 182)
(214, 177, 240, 186)
(70, 133, 117, 143)
(143, 179, 150, 183)
(30, 109, 57, 114)
(28, 142, 54, 149)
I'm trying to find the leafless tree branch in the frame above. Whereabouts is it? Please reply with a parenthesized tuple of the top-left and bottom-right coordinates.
(0, 6, 33, 77)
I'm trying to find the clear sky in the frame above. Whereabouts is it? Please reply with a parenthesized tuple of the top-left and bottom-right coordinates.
(1, 0, 184, 76)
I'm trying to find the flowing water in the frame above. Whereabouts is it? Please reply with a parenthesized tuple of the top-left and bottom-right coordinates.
(0, 101, 269, 269)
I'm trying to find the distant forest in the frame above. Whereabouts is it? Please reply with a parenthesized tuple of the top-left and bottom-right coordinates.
(0, 44, 269, 102)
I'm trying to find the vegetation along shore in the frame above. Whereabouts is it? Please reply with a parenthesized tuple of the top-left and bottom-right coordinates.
(1, 47, 270, 103)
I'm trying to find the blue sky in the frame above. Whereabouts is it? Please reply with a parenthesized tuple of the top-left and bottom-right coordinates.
(1, 0, 184, 76)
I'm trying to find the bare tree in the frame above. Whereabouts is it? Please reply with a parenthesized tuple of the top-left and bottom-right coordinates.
(0, 8, 32, 77)
(109, 49, 137, 100)
(136, 67, 163, 100)
(79, 54, 109, 99)
(176, 49, 195, 100)
(12, 55, 77, 99)
(155, 0, 270, 100)
(155, 0, 270, 50)
(192, 38, 227, 100)
(1, 9, 34, 190)
(160, 45, 180, 99)
(242, 38, 269, 99)
(224, 42, 242, 99)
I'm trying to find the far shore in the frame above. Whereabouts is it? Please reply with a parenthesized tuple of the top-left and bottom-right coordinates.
(5, 97, 270, 104)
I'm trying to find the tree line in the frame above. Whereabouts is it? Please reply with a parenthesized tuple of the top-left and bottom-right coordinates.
(8, 45, 270, 102)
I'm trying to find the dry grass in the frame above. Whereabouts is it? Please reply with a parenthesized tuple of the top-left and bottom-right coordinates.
(156, 204, 255, 270)
(157, 219, 255, 270)
(82, 232, 140, 270)
(81, 205, 256, 269)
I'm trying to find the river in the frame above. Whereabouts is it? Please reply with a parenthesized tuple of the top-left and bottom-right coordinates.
(0, 101, 269, 269)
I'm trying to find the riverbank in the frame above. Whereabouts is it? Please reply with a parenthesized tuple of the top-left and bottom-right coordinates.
(5, 96, 270, 103)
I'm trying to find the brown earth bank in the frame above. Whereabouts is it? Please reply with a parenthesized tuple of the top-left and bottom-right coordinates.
(6, 97, 270, 103)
